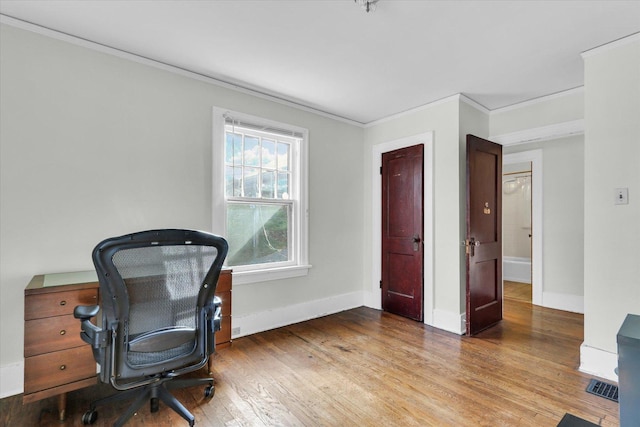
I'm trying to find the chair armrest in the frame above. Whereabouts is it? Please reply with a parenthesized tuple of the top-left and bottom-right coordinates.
(205, 297, 223, 356)
(211, 296, 222, 332)
(74, 304, 100, 321)
(74, 304, 107, 349)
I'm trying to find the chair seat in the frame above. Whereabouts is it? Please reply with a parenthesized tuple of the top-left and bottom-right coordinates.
(128, 326, 196, 353)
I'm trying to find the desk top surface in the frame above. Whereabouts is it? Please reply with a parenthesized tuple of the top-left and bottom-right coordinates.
(26, 271, 99, 294)
(42, 271, 99, 287)
(26, 269, 231, 294)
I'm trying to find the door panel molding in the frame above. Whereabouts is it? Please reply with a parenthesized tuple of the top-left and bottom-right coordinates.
(466, 135, 503, 335)
(382, 144, 424, 321)
(370, 132, 433, 326)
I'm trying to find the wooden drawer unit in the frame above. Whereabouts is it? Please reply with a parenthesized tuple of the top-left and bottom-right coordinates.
(208, 269, 232, 374)
(215, 269, 232, 349)
(24, 314, 88, 357)
(24, 346, 97, 394)
(24, 273, 99, 420)
(24, 270, 231, 416)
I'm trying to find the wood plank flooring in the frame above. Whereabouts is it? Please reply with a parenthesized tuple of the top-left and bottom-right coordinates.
(1, 285, 618, 426)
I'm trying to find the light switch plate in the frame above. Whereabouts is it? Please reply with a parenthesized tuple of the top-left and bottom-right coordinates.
(615, 188, 629, 205)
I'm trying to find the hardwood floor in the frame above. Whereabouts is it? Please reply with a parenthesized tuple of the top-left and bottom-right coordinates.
(504, 280, 532, 303)
(2, 289, 618, 426)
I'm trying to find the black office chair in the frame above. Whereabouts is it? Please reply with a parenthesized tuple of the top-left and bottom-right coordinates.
(74, 229, 228, 427)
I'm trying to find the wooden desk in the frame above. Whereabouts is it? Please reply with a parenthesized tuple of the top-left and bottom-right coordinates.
(24, 272, 99, 421)
(24, 270, 232, 421)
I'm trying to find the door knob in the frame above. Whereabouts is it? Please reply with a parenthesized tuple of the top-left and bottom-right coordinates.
(412, 234, 421, 251)
(464, 238, 480, 256)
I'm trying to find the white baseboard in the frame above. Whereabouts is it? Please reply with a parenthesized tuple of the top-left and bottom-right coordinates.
(0, 361, 23, 398)
(432, 309, 465, 335)
(542, 291, 584, 314)
(503, 257, 531, 284)
(579, 343, 618, 383)
(232, 291, 365, 339)
(363, 290, 381, 311)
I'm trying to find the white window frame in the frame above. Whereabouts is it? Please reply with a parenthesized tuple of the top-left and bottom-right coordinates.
(212, 107, 310, 285)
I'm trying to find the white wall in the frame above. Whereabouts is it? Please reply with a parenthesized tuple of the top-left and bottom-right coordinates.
(0, 23, 365, 396)
(491, 90, 586, 312)
(362, 97, 489, 334)
(581, 36, 640, 380)
(490, 88, 583, 136)
(504, 136, 585, 300)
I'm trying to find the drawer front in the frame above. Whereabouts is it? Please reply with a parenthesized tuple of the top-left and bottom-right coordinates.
(217, 271, 231, 293)
(215, 316, 231, 345)
(24, 314, 92, 357)
(25, 288, 98, 320)
(217, 291, 231, 317)
(24, 346, 96, 394)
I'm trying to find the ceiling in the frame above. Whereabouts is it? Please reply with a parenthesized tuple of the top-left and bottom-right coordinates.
(1, 1, 639, 124)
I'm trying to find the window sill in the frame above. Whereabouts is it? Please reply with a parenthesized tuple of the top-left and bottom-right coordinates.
(230, 264, 312, 285)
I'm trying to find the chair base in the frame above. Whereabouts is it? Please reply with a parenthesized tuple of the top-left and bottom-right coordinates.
(82, 377, 214, 427)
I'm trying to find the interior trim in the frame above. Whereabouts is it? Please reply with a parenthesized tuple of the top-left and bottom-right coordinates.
(370, 132, 434, 327)
(0, 14, 363, 127)
(579, 343, 619, 383)
(491, 119, 584, 146)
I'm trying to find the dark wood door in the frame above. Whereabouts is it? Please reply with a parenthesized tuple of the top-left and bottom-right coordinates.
(466, 135, 502, 335)
(382, 144, 423, 321)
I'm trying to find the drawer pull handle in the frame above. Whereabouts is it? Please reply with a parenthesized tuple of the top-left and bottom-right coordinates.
(59, 365, 66, 371)
(59, 300, 67, 306)
(59, 330, 66, 336)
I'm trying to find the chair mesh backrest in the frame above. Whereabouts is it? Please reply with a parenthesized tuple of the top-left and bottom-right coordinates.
(112, 244, 218, 366)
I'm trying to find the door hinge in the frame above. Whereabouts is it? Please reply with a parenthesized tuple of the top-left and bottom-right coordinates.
(379, 280, 383, 289)
(380, 166, 382, 175)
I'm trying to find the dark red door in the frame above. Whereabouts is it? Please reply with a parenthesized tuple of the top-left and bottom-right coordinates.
(382, 144, 423, 321)
(466, 134, 503, 335)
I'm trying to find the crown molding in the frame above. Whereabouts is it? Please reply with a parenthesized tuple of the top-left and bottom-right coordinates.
(4, 14, 619, 129)
(365, 93, 490, 128)
(0, 14, 364, 128)
(364, 94, 463, 127)
(491, 87, 584, 115)
(490, 119, 584, 146)
(459, 94, 491, 115)
(581, 31, 640, 59)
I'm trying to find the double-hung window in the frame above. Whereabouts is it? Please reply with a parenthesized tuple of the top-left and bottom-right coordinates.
(212, 107, 310, 284)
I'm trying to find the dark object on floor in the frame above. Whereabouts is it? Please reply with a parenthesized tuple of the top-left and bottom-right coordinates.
(617, 313, 640, 427)
(557, 413, 599, 427)
(586, 378, 619, 402)
(74, 229, 228, 427)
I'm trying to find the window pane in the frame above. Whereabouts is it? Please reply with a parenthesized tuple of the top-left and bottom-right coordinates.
(225, 166, 234, 196)
(278, 172, 290, 199)
(278, 142, 290, 171)
(262, 139, 277, 170)
(224, 166, 243, 197)
(243, 167, 259, 198)
(226, 203, 290, 266)
(225, 132, 242, 165)
(225, 166, 243, 197)
(244, 136, 260, 167)
(262, 170, 275, 199)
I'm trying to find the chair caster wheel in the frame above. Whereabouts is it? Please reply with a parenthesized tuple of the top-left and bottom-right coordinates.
(204, 384, 215, 398)
(82, 409, 98, 425)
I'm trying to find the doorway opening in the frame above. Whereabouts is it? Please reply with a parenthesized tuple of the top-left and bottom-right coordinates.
(502, 162, 532, 302)
(503, 150, 543, 306)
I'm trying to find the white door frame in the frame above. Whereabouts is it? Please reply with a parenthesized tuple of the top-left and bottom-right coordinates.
(370, 132, 434, 326)
(503, 149, 543, 306)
